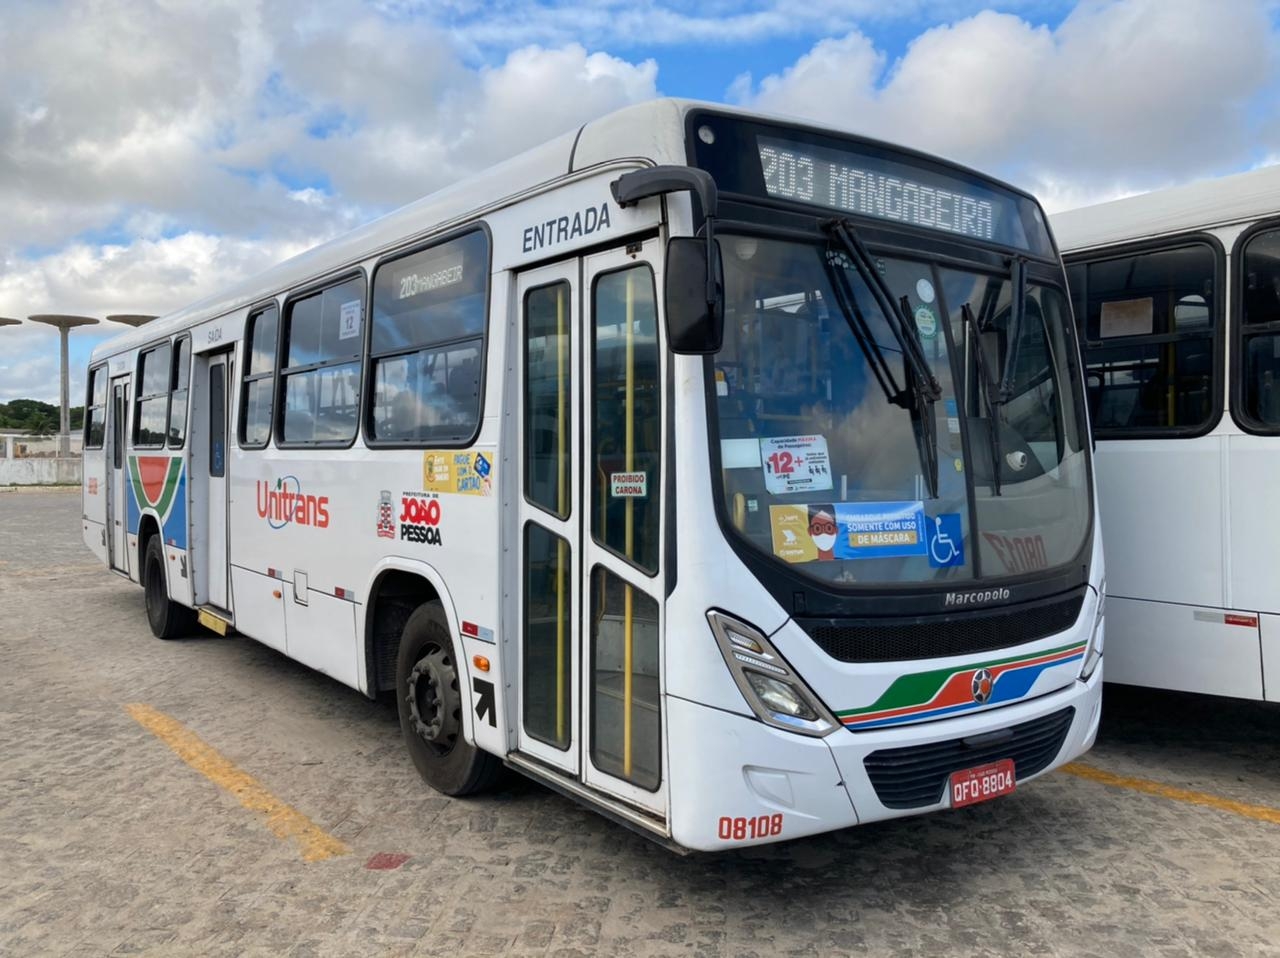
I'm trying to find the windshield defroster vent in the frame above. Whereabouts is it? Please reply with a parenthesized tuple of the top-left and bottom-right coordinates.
(795, 589, 1086, 663)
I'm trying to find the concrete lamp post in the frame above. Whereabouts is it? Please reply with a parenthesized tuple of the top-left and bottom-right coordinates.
(107, 314, 156, 327)
(0, 320, 20, 461)
(28, 314, 100, 456)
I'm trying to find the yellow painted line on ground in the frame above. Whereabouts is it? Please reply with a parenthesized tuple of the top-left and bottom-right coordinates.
(1061, 762, 1280, 826)
(124, 703, 350, 862)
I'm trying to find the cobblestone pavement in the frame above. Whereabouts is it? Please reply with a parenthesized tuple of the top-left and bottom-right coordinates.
(2, 490, 1278, 957)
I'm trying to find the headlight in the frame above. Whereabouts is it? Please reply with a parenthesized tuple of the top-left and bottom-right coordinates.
(707, 610, 839, 736)
(1080, 584, 1105, 681)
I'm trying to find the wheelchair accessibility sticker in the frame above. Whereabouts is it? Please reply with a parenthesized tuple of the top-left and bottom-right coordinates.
(926, 513, 965, 568)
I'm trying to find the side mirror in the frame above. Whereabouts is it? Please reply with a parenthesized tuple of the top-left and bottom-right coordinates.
(665, 237, 724, 354)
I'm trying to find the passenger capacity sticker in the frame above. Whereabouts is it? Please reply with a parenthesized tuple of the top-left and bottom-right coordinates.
(770, 500, 927, 563)
(760, 435, 831, 495)
(422, 451, 493, 496)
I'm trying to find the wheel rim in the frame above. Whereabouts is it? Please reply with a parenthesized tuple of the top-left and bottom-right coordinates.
(145, 553, 165, 629)
(405, 643, 460, 757)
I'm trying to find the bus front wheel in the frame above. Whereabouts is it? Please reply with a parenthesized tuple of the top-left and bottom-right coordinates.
(395, 600, 502, 796)
(143, 536, 196, 640)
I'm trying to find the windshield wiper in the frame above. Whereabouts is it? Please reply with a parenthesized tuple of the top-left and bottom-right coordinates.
(962, 301, 1003, 496)
(997, 255, 1027, 404)
(819, 219, 940, 497)
(822, 218, 942, 403)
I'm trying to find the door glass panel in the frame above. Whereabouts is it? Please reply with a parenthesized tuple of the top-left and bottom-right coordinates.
(112, 388, 124, 470)
(590, 565, 660, 790)
(591, 265, 660, 574)
(525, 281, 572, 518)
(523, 523, 572, 750)
(210, 364, 226, 478)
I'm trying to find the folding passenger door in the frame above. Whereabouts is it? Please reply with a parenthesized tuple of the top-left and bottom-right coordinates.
(578, 241, 667, 815)
(106, 376, 130, 574)
(513, 240, 668, 819)
(515, 261, 583, 775)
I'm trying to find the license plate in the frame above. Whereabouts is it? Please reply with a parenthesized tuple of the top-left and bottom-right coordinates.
(949, 759, 1016, 808)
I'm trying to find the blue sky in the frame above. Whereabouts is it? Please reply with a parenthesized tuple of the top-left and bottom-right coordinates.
(1, 0, 1277, 404)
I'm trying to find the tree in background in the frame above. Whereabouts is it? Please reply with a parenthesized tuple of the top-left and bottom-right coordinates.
(0, 399, 84, 434)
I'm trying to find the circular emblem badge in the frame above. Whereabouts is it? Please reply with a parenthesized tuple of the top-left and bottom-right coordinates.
(972, 668, 994, 704)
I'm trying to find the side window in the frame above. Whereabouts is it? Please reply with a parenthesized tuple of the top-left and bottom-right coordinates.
(1069, 243, 1217, 437)
(167, 338, 190, 448)
(280, 278, 363, 445)
(240, 306, 278, 448)
(369, 230, 489, 444)
(85, 366, 107, 449)
(133, 343, 172, 447)
(590, 264, 661, 575)
(1237, 227, 1280, 431)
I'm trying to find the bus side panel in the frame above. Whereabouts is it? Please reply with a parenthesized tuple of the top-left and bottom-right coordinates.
(1226, 435, 1280, 615)
(82, 447, 108, 564)
(1105, 596, 1264, 699)
(1095, 437, 1225, 609)
(229, 566, 287, 653)
(1262, 614, 1280, 703)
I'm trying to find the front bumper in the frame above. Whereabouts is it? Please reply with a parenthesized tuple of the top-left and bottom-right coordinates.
(666, 666, 1101, 851)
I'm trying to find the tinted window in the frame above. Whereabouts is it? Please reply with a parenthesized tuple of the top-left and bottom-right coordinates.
(369, 231, 489, 444)
(240, 306, 278, 448)
(280, 281, 363, 445)
(134, 343, 172, 447)
(1067, 244, 1217, 436)
(1238, 227, 1280, 430)
(168, 338, 190, 448)
(85, 366, 107, 449)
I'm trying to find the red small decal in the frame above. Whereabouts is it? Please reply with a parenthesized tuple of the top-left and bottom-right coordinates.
(365, 852, 411, 871)
(335, 587, 346, 599)
(1225, 614, 1258, 628)
(462, 621, 479, 637)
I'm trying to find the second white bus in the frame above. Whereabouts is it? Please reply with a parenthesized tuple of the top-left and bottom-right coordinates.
(1055, 164, 1280, 702)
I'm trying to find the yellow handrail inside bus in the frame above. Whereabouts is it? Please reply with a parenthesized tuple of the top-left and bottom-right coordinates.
(624, 269, 636, 778)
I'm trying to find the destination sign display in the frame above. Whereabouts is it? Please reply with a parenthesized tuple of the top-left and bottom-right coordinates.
(388, 249, 464, 301)
(756, 135, 1028, 246)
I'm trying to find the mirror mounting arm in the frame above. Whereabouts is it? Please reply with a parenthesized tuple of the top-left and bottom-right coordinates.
(611, 166, 720, 318)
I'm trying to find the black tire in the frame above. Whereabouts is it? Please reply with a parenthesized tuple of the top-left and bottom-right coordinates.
(143, 536, 197, 640)
(396, 600, 502, 796)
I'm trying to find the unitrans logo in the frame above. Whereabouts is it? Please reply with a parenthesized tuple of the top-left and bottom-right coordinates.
(944, 587, 1011, 607)
(256, 476, 330, 529)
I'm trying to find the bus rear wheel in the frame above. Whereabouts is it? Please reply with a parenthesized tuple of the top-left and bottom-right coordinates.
(143, 536, 196, 640)
(395, 600, 502, 796)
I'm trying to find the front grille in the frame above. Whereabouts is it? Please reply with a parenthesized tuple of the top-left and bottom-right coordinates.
(863, 706, 1075, 809)
(797, 589, 1085, 663)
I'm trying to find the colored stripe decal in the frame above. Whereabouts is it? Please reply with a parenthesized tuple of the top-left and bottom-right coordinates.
(838, 642, 1087, 729)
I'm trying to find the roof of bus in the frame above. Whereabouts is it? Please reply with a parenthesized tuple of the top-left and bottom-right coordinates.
(1051, 163, 1280, 254)
(89, 96, 1043, 363)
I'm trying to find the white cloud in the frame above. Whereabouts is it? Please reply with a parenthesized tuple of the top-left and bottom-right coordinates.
(412, 1, 1072, 54)
(0, 0, 661, 404)
(731, 0, 1280, 209)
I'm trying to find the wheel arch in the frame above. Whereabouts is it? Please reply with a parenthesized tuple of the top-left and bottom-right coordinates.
(361, 558, 465, 707)
(136, 510, 162, 584)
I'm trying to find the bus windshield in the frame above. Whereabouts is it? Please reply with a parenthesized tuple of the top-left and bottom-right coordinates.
(712, 232, 1090, 586)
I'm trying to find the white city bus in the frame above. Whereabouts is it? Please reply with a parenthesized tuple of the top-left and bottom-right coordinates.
(1055, 165, 1280, 703)
(82, 99, 1103, 850)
